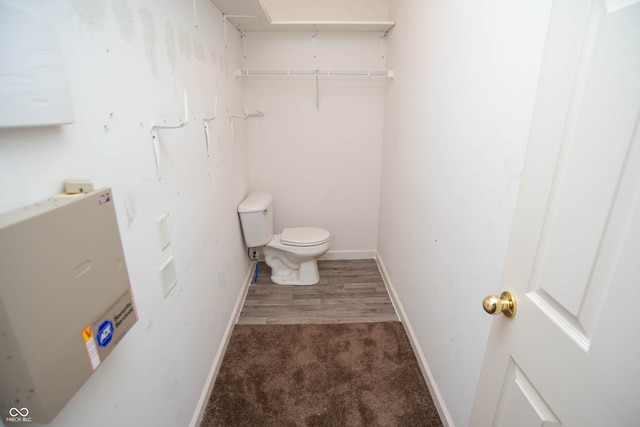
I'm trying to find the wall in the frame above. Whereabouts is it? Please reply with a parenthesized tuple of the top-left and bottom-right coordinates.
(378, 0, 552, 425)
(241, 31, 386, 255)
(0, 1, 249, 426)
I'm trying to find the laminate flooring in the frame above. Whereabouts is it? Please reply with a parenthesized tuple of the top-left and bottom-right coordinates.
(237, 259, 399, 325)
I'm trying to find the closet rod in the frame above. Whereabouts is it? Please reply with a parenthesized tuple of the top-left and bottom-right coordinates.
(235, 68, 394, 78)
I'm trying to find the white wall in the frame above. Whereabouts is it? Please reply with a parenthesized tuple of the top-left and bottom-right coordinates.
(0, 1, 250, 426)
(241, 31, 386, 254)
(378, 0, 552, 425)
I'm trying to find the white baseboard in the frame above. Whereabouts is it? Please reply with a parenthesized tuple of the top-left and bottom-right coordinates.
(319, 249, 376, 260)
(375, 252, 455, 427)
(189, 261, 255, 427)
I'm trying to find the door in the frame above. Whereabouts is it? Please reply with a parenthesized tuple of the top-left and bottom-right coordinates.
(471, 1, 640, 426)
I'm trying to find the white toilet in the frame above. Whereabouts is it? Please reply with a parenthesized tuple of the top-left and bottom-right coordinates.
(237, 192, 330, 285)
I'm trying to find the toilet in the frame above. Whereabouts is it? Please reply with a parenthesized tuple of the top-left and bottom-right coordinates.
(237, 192, 330, 285)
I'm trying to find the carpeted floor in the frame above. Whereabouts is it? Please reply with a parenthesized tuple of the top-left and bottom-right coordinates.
(200, 322, 443, 426)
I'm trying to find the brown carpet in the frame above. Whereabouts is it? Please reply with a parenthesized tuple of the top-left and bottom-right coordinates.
(200, 322, 443, 427)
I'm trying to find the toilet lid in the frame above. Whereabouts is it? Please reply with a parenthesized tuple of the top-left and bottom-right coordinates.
(280, 227, 330, 247)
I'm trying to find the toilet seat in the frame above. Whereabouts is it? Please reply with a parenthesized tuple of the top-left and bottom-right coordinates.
(280, 227, 330, 247)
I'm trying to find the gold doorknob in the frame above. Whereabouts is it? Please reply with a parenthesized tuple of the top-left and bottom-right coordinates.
(483, 291, 517, 318)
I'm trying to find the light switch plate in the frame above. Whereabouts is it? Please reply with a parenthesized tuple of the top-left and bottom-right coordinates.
(159, 256, 177, 297)
(156, 213, 171, 250)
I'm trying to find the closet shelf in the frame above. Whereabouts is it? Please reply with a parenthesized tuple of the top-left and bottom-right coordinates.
(234, 68, 394, 78)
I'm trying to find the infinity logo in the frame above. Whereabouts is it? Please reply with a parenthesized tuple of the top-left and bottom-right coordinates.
(9, 407, 29, 417)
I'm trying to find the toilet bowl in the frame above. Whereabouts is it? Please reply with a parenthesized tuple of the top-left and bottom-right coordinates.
(237, 193, 331, 286)
(262, 227, 330, 285)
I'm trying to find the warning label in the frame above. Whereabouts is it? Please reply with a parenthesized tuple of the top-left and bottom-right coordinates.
(82, 325, 101, 371)
(83, 287, 138, 369)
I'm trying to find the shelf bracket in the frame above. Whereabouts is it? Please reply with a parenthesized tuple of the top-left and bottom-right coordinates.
(223, 14, 255, 48)
(202, 84, 218, 157)
(380, 31, 388, 59)
(312, 31, 318, 58)
(229, 102, 264, 123)
(229, 101, 264, 141)
(241, 32, 247, 59)
(150, 89, 189, 180)
(315, 74, 319, 109)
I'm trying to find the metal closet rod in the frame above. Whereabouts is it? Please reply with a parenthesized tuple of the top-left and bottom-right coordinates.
(234, 68, 394, 78)
(234, 68, 393, 110)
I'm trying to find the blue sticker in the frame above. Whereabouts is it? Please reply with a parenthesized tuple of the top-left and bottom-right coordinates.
(97, 320, 114, 347)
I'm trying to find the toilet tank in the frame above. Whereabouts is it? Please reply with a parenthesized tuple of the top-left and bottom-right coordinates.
(237, 192, 274, 247)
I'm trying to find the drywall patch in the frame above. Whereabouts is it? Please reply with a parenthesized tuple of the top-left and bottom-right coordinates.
(123, 194, 137, 228)
(178, 25, 192, 59)
(139, 9, 158, 78)
(113, 0, 135, 42)
(165, 21, 177, 76)
(71, 0, 106, 37)
(193, 40, 205, 62)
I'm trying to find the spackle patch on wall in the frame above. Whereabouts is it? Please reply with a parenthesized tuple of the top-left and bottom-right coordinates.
(70, 0, 106, 37)
(165, 21, 177, 74)
(113, 0, 135, 42)
(178, 25, 193, 59)
(140, 9, 159, 78)
(194, 40, 205, 62)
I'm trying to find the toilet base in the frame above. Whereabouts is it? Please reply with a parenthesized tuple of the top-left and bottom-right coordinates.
(263, 247, 321, 286)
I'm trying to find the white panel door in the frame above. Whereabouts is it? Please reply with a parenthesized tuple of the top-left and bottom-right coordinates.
(471, 0, 640, 426)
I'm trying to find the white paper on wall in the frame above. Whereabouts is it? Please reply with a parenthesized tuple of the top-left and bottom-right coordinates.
(0, 4, 74, 128)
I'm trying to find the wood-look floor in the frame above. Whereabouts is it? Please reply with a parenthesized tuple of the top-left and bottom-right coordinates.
(237, 259, 399, 325)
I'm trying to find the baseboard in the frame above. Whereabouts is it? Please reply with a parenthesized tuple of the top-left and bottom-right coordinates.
(375, 252, 455, 427)
(319, 249, 376, 260)
(189, 261, 255, 427)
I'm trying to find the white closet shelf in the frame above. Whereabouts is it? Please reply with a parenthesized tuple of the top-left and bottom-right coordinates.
(263, 21, 395, 32)
(234, 68, 394, 78)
